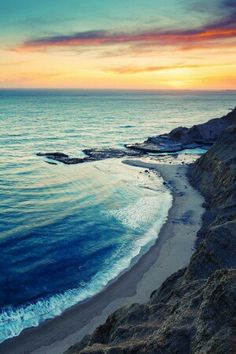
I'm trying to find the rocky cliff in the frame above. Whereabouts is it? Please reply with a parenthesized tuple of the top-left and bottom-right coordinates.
(66, 110, 236, 354)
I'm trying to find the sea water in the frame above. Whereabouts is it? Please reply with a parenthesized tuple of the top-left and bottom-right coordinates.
(0, 89, 235, 341)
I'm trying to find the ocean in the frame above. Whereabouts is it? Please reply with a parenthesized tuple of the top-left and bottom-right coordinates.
(0, 89, 235, 341)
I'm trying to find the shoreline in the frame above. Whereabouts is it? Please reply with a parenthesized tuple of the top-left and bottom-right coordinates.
(0, 157, 205, 354)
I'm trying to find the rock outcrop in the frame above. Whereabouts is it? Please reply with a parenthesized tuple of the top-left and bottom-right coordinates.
(126, 108, 236, 153)
(36, 148, 142, 164)
(38, 108, 236, 164)
(36, 152, 84, 164)
(65, 113, 236, 354)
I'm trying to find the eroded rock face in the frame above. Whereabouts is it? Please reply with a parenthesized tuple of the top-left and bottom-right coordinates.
(65, 118, 236, 354)
(66, 270, 236, 354)
(186, 124, 236, 281)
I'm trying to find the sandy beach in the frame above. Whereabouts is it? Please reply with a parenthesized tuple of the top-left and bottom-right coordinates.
(0, 156, 205, 354)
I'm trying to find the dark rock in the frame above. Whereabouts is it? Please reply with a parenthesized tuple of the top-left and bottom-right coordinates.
(125, 138, 184, 153)
(37, 148, 142, 165)
(67, 270, 236, 354)
(45, 161, 58, 165)
(36, 152, 69, 158)
(83, 148, 142, 160)
(36, 152, 84, 164)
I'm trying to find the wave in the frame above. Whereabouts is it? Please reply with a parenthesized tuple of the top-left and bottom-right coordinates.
(107, 193, 171, 230)
(0, 189, 172, 343)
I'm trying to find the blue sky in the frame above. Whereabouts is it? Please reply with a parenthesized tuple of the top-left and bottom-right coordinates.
(0, 0, 206, 43)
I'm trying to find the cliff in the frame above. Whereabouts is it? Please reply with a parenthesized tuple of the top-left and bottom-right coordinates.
(66, 110, 236, 354)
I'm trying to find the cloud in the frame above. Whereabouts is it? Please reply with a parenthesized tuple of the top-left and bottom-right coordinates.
(16, 0, 236, 52)
(0, 60, 30, 66)
(0, 72, 62, 84)
(105, 64, 202, 74)
(16, 27, 236, 52)
(104, 63, 231, 74)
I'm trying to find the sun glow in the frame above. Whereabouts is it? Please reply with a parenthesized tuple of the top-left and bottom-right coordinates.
(0, 0, 236, 90)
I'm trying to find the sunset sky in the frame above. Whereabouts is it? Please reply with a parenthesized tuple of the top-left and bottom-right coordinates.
(1, 0, 236, 90)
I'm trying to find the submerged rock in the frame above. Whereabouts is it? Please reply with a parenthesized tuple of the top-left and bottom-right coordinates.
(36, 152, 86, 164)
(37, 148, 142, 164)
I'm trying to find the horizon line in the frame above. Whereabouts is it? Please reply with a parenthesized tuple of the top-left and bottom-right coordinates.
(1, 87, 236, 92)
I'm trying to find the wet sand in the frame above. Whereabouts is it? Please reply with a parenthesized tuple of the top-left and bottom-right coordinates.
(0, 156, 205, 354)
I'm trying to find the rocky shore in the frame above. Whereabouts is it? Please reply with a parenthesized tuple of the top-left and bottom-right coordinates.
(37, 108, 236, 164)
(125, 107, 236, 153)
(65, 109, 236, 354)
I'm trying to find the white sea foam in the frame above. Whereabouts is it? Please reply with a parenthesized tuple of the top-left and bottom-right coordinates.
(107, 193, 170, 230)
(0, 187, 172, 343)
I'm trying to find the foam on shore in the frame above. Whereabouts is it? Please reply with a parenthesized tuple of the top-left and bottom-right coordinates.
(0, 165, 172, 343)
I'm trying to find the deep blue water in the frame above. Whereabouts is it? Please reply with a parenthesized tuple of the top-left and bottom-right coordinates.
(0, 89, 235, 341)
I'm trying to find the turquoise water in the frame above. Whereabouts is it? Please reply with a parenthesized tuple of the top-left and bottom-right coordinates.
(0, 89, 235, 341)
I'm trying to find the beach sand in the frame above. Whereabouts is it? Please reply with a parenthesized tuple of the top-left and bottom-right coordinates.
(0, 156, 205, 354)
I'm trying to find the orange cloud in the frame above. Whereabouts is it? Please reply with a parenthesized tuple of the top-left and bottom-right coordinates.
(16, 27, 236, 52)
(103, 64, 230, 74)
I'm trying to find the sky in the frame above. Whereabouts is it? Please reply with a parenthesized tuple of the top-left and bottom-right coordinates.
(0, 0, 236, 90)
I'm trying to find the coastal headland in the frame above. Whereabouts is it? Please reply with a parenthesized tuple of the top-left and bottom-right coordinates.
(67, 109, 236, 354)
(0, 108, 235, 354)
